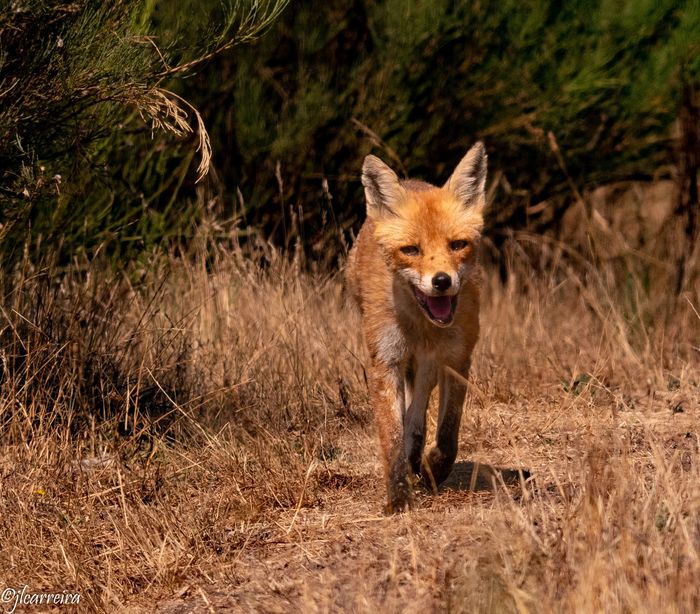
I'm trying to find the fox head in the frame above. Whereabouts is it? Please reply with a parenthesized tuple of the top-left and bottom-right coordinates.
(361, 142, 487, 327)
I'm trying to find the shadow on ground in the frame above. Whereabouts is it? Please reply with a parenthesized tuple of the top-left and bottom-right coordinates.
(441, 460, 530, 492)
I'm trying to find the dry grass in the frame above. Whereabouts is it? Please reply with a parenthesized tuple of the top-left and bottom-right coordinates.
(0, 211, 699, 613)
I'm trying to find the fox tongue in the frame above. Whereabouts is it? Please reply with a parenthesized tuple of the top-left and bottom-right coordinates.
(426, 295, 452, 320)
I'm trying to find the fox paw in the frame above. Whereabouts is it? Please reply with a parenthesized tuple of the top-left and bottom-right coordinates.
(384, 477, 414, 514)
(421, 446, 456, 492)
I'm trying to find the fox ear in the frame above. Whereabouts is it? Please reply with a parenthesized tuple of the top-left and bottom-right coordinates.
(444, 141, 487, 211)
(362, 155, 406, 218)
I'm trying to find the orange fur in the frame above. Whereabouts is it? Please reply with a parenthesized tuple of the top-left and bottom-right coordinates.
(346, 143, 488, 513)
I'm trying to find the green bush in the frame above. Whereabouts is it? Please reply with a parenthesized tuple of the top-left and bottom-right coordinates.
(205, 0, 699, 256)
(0, 0, 286, 266)
(1, 1, 697, 267)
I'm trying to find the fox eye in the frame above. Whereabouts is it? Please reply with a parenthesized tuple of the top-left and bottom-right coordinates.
(399, 245, 420, 256)
(449, 240, 469, 251)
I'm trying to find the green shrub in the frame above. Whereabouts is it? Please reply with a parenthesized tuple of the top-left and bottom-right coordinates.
(0, 0, 286, 267)
(204, 0, 699, 255)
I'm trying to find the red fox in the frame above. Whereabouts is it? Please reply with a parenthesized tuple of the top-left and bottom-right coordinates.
(346, 142, 487, 513)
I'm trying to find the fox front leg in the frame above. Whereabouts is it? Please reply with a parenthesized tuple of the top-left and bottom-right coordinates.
(368, 362, 413, 513)
(422, 365, 468, 490)
(403, 359, 437, 475)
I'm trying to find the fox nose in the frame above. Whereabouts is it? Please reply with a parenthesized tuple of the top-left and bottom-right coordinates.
(432, 272, 452, 292)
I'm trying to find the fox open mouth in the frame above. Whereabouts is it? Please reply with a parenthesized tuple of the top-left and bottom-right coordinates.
(412, 286, 457, 325)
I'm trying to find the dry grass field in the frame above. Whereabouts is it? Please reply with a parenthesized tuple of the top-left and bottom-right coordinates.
(1, 203, 699, 612)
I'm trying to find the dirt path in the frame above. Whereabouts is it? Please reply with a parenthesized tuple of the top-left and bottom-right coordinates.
(150, 427, 528, 613)
(148, 388, 699, 613)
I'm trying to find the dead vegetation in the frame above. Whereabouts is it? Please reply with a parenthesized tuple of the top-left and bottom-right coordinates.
(0, 201, 699, 612)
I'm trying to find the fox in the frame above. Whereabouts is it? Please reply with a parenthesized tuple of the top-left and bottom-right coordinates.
(345, 142, 487, 513)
